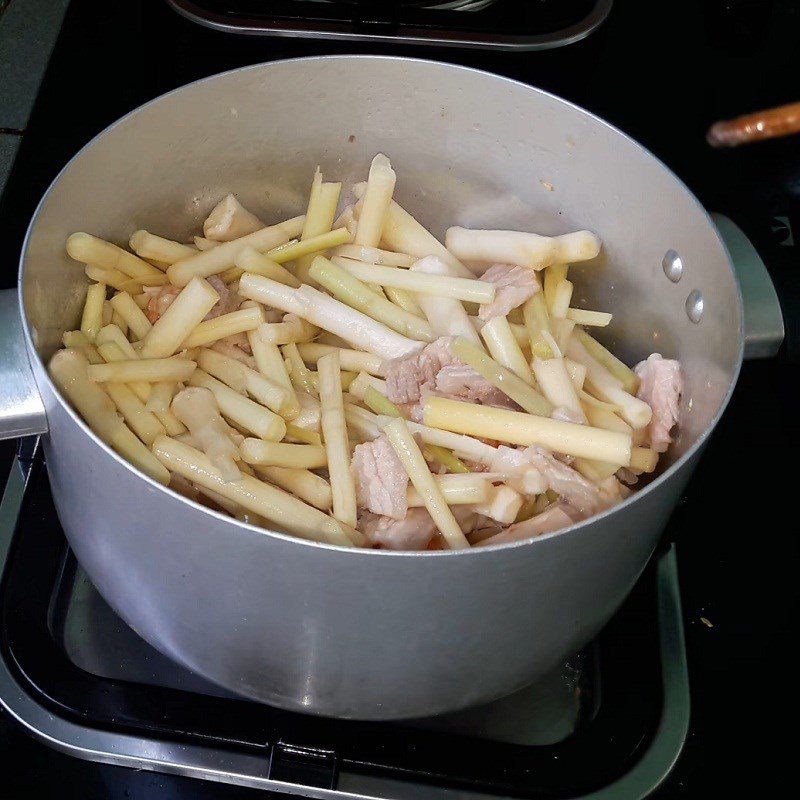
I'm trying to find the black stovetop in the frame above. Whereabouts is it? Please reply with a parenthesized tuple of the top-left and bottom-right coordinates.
(1, 0, 799, 797)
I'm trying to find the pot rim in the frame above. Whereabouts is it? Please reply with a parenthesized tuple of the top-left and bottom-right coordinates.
(17, 54, 745, 557)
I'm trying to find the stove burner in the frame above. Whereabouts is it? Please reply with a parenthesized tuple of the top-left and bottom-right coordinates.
(167, 0, 613, 50)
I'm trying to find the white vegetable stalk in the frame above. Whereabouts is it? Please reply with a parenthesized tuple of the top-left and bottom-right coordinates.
(574, 328, 640, 394)
(145, 381, 176, 413)
(451, 337, 552, 417)
(296, 167, 341, 285)
(283, 342, 319, 397)
(473, 485, 524, 525)
(254, 466, 332, 511)
(550, 279, 574, 318)
(480, 316, 534, 384)
(187, 368, 286, 442)
(152, 436, 354, 546)
(104, 382, 166, 446)
(109, 291, 152, 340)
(293, 391, 321, 432)
(424, 396, 632, 465)
(348, 371, 388, 401)
(62, 330, 103, 363)
(333, 244, 415, 268)
(240, 439, 327, 469)
(374, 415, 498, 463)
(333, 257, 495, 304)
(258, 315, 318, 346)
(564, 358, 587, 391)
(182, 305, 265, 349)
(444, 227, 601, 270)
(354, 153, 396, 247)
(383, 286, 425, 318)
(565, 337, 652, 430)
(48, 349, 169, 484)
(295, 343, 385, 377)
(532, 356, 587, 423)
(382, 417, 469, 550)
(407, 474, 491, 507)
(567, 308, 613, 327)
(628, 446, 658, 473)
(411, 256, 483, 345)
(238, 273, 423, 360)
(80, 283, 106, 342)
(197, 348, 288, 413)
(194, 236, 219, 251)
(67, 233, 167, 284)
(167, 215, 305, 287)
(309, 257, 434, 342)
(343, 403, 381, 442)
(139, 276, 219, 358)
(87, 357, 196, 384)
(583, 404, 633, 434)
(352, 184, 472, 277)
(226, 246, 300, 286)
(171, 387, 242, 481)
(543, 264, 567, 312)
(203, 194, 264, 242)
(318, 352, 358, 528)
(94, 328, 186, 436)
(129, 231, 196, 264)
(471, 316, 528, 348)
(551, 317, 576, 353)
(247, 328, 299, 420)
(85, 265, 141, 293)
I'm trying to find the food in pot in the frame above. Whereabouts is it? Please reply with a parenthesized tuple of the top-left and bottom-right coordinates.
(49, 154, 682, 550)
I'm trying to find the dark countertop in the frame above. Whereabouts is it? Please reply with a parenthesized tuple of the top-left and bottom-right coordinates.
(2, 0, 799, 796)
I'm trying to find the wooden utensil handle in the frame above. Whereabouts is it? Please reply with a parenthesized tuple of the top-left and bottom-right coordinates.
(707, 101, 800, 147)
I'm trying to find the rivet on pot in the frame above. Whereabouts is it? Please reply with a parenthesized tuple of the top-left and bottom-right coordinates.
(662, 249, 683, 282)
(685, 289, 704, 323)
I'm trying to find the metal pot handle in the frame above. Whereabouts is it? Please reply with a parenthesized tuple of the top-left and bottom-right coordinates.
(0, 288, 48, 440)
(711, 213, 785, 360)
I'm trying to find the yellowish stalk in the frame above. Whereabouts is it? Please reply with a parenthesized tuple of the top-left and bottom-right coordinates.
(80, 283, 106, 342)
(451, 337, 552, 417)
(423, 396, 632, 465)
(318, 352, 358, 528)
(167, 215, 305, 286)
(382, 417, 470, 550)
(480, 315, 533, 384)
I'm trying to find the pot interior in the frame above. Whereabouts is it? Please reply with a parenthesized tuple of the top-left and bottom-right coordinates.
(21, 57, 742, 471)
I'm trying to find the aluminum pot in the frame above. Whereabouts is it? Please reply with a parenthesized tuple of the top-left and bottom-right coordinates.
(0, 57, 784, 720)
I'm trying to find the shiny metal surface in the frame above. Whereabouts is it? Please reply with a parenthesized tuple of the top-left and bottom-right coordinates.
(684, 289, 704, 324)
(167, 0, 614, 51)
(662, 249, 684, 283)
(0, 289, 47, 438)
(3, 57, 781, 718)
(712, 213, 785, 358)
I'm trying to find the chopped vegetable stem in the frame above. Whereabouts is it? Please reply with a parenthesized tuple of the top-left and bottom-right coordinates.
(382, 417, 469, 550)
(318, 352, 358, 528)
(452, 337, 552, 417)
(423, 396, 632, 464)
(480, 315, 534, 384)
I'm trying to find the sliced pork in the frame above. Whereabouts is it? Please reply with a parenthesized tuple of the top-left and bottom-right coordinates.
(634, 353, 683, 453)
(358, 508, 437, 550)
(351, 435, 409, 519)
(478, 264, 540, 321)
